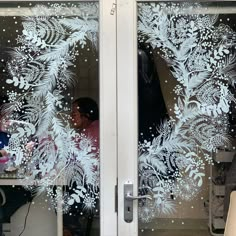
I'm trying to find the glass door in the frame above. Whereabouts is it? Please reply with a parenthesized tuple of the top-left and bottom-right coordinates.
(117, 1, 236, 236)
(0, 1, 117, 236)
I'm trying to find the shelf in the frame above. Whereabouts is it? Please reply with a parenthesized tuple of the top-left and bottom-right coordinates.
(214, 150, 236, 162)
(213, 185, 225, 196)
(0, 179, 27, 185)
(0, 178, 66, 186)
(212, 218, 225, 230)
(212, 201, 224, 217)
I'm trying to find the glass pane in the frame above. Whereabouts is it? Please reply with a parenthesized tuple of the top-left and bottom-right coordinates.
(138, 2, 236, 236)
(0, 2, 99, 236)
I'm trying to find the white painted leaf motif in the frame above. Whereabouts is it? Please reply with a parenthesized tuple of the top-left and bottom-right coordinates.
(188, 71, 209, 90)
(68, 199, 75, 206)
(76, 186, 87, 193)
(177, 97, 184, 111)
(224, 49, 230, 54)
(14, 151, 24, 166)
(185, 166, 205, 187)
(6, 79, 14, 84)
(194, 173, 205, 187)
(74, 189, 85, 198)
(71, 194, 81, 203)
(25, 123, 36, 136)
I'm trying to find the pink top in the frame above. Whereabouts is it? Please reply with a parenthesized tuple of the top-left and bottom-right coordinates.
(0, 156, 9, 163)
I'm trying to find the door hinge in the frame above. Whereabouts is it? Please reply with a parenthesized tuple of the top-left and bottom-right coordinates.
(110, 3, 117, 15)
(115, 184, 118, 213)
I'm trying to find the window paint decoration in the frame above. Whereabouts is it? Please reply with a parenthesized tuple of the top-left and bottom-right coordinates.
(138, 2, 236, 222)
(1, 3, 99, 213)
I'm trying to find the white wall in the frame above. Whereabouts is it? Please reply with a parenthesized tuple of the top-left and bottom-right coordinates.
(10, 193, 57, 236)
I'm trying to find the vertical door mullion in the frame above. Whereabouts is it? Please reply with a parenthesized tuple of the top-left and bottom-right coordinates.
(117, 0, 138, 235)
(100, 0, 118, 235)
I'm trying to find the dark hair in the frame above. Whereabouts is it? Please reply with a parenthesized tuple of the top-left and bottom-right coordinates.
(73, 97, 99, 121)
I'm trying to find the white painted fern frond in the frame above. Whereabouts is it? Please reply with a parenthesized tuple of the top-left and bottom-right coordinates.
(36, 92, 56, 136)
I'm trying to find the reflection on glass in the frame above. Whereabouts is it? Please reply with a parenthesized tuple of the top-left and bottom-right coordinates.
(0, 2, 99, 236)
(138, 2, 236, 235)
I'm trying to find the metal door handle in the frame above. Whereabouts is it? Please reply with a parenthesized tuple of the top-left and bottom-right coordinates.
(125, 192, 152, 201)
(124, 182, 153, 223)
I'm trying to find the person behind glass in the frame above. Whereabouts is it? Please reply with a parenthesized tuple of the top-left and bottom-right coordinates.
(71, 97, 99, 156)
(0, 119, 9, 158)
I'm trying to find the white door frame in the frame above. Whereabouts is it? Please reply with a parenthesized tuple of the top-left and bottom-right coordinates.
(100, 0, 118, 235)
(116, 1, 236, 236)
(0, 1, 118, 236)
(117, 0, 138, 236)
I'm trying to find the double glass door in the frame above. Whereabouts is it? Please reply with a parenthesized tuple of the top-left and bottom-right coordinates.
(0, 1, 117, 236)
(118, 1, 236, 236)
(0, 1, 236, 236)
